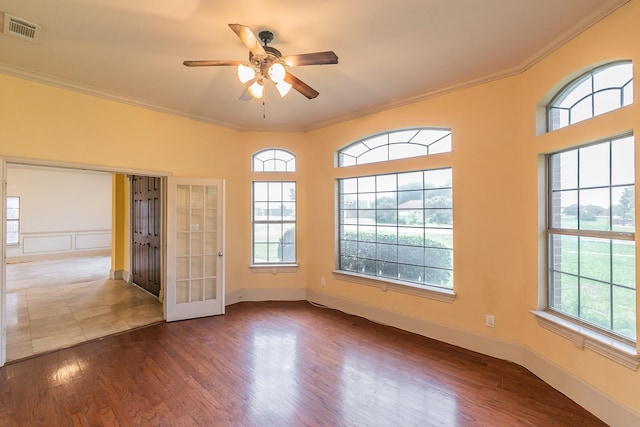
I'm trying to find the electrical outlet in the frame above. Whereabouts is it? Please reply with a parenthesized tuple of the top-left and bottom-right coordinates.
(485, 314, 495, 328)
(320, 277, 326, 287)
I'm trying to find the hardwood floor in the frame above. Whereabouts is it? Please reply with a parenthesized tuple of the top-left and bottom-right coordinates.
(0, 301, 605, 426)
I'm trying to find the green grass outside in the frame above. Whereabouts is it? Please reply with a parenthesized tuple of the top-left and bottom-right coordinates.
(552, 219, 636, 339)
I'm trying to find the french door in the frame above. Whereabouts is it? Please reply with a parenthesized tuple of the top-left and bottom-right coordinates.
(166, 177, 225, 321)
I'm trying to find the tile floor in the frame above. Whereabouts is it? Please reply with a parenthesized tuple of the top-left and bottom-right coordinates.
(6, 257, 163, 362)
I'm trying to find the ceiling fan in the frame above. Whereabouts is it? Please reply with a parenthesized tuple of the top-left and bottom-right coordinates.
(183, 24, 338, 100)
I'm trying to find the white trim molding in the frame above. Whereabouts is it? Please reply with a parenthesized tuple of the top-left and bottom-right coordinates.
(332, 270, 456, 303)
(531, 310, 640, 371)
(110, 269, 131, 283)
(226, 286, 306, 306)
(249, 264, 299, 274)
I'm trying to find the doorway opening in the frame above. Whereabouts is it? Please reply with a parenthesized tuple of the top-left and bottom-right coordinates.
(4, 165, 163, 362)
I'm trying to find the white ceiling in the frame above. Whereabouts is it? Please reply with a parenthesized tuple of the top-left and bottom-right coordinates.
(0, 0, 629, 132)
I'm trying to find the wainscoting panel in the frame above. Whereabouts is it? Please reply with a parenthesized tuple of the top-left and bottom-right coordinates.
(7, 230, 112, 262)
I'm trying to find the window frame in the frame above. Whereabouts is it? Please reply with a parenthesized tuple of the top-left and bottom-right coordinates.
(533, 133, 639, 370)
(337, 127, 452, 167)
(251, 149, 298, 268)
(545, 135, 636, 344)
(336, 168, 454, 300)
(6, 196, 20, 246)
(547, 61, 633, 132)
(252, 148, 296, 172)
(251, 181, 297, 266)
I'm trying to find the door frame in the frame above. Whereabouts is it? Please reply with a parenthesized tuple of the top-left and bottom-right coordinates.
(0, 156, 172, 367)
(1, 159, 6, 366)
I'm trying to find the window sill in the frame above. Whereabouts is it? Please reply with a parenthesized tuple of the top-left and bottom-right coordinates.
(332, 270, 456, 303)
(531, 310, 639, 370)
(250, 264, 299, 274)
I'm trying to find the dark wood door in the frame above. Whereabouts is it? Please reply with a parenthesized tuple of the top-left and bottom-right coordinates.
(132, 175, 161, 296)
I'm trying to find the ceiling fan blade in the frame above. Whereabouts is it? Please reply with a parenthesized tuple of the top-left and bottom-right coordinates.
(282, 51, 338, 67)
(229, 24, 266, 56)
(284, 72, 319, 99)
(183, 60, 242, 67)
(239, 88, 253, 101)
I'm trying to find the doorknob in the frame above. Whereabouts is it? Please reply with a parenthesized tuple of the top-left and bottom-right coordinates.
(218, 251, 223, 257)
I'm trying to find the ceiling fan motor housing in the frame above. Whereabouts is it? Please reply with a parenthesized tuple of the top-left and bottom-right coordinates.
(249, 44, 284, 81)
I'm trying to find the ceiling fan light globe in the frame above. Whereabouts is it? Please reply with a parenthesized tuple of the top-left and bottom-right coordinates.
(248, 80, 264, 98)
(268, 63, 286, 83)
(276, 80, 292, 97)
(237, 63, 256, 84)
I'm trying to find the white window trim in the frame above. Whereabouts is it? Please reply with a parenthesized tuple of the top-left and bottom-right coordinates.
(531, 310, 639, 370)
(252, 181, 297, 265)
(547, 60, 633, 132)
(249, 264, 299, 273)
(333, 270, 456, 303)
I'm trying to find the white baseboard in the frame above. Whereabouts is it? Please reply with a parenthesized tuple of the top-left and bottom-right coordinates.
(110, 269, 131, 282)
(523, 349, 640, 427)
(226, 287, 306, 306)
(304, 289, 640, 427)
(6, 249, 110, 264)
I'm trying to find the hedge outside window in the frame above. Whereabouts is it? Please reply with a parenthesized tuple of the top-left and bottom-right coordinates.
(252, 181, 296, 264)
(338, 168, 453, 288)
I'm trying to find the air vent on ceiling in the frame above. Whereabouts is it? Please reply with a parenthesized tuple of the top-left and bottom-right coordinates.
(3, 13, 41, 41)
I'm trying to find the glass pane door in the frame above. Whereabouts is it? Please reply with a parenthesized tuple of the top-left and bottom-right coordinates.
(167, 178, 224, 321)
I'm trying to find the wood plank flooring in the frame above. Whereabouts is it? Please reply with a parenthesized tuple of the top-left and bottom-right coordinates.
(0, 301, 606, 426)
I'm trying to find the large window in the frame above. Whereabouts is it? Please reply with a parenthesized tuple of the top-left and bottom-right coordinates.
(548, 135, 635, 340)
(548, 61, 633, 131)
(338, 168, 453, 289)
(6, 196, 20, 245)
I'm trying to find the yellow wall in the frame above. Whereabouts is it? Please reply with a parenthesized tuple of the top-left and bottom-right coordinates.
(111, 174, 129, 275)
(0, 74, 307, 297)
(519, 1, 640, 412)
(1, 0, 640, 418)
(305, 0, 640, 415)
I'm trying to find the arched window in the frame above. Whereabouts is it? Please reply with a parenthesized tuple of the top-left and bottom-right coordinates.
(548, 61, 633, 131)
(253, 149, 296, 172)
(335, 128, 454, 293)
(539, 61, 638, 353)
(251, 149, 297, 265)
(338, 128, 451, 167)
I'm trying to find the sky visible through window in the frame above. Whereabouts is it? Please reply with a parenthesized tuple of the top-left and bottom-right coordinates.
(549, 62, 633, 130)
(338, 128, 451, 167)
(553, 135, 634, 219)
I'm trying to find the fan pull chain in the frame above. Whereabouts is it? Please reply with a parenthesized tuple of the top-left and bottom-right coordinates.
(262, 90, 267, 119)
